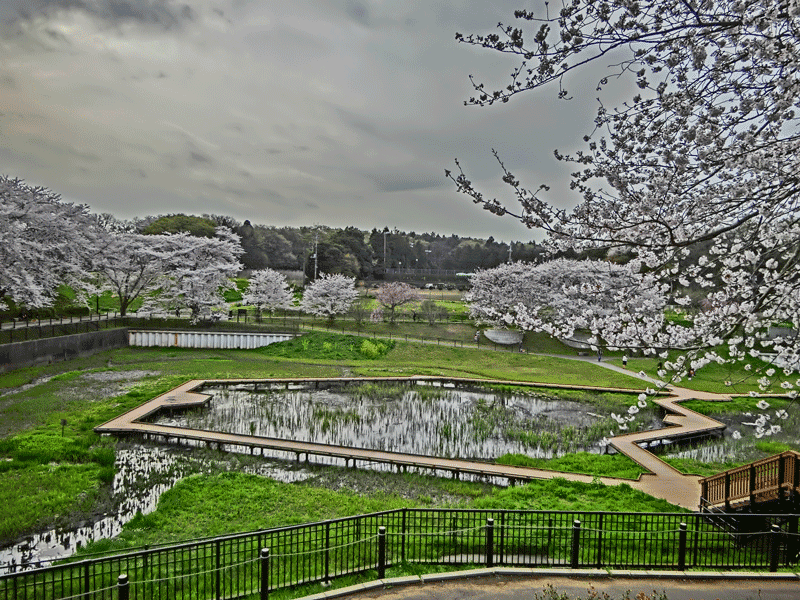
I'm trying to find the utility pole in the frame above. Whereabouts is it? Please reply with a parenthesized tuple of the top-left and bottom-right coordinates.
(383, 229, 388, 273)
(314, 228, 319, 280)
(508, 241, 513, 263)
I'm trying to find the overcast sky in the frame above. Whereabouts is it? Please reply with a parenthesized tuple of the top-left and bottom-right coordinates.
(1, 0, 605, 241)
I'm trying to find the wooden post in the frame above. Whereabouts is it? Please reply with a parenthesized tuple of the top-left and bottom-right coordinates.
(793, 455, 800, 505)
(724, 473, 731, 511)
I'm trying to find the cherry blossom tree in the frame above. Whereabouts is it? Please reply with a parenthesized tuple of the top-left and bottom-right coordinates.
(374, 282, 419, 324)
(83, 231, 201, 316)
(241, 268, 294, 317)
(1, 176, 95, 312)
(142, 228, 243, 321)
(449, 1, 800, 392)
(467, 259, 666, 349)
(300, 273, 359, 322)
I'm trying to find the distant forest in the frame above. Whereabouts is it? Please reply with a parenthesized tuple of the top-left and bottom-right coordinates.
(134, 213, 621, 280)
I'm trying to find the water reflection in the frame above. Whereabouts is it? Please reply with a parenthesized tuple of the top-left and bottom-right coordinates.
(0, 445, 311, 572)
(153, 384, 615, 461)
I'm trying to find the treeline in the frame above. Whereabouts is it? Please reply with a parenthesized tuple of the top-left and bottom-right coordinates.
(134, 214, 548, 278)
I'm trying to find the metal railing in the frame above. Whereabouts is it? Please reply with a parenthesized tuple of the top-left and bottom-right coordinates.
(2, 508, 798, 599)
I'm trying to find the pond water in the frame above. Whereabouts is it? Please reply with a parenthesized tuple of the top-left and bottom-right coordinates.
(150, 383, 652, 461)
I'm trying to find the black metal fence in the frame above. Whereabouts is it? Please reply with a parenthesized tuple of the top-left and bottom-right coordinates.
(0, 315, 133, 345)
(2, 509, 798, 600)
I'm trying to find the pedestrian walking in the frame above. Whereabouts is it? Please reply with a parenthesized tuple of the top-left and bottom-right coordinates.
(622, 354, 628, 367)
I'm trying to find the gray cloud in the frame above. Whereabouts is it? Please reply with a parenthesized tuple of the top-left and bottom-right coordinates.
(2, 0, 193, 29)
(375, 173, 443, 193)
(0, 0, 602, 241)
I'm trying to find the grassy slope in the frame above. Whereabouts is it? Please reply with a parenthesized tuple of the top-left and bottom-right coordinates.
(82, 470, 684, 553)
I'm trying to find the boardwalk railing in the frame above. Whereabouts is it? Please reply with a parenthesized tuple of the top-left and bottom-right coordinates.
(2, 509, 798, 599)
(700, 451, 800, 511)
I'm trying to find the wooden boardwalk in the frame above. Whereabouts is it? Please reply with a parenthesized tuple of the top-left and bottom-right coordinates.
(700, 450, 800, 511)
(95, 375, 739, 510)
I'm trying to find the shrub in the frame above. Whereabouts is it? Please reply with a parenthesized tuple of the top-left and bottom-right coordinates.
(359, 339, 388, 359)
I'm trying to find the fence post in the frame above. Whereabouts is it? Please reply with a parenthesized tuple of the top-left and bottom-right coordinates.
(499, 512, 505, 566)
(678, 522, 688, 570)
(260, 548, 270, 600)
(769, 524, 781, 572)
(325, 521, 331, 582)
(83, 562, 90, 598)
(571, 520, 581, 569)
(216, 539, 222, 600)
(485, 518, 494, 568)
(378, 526, 386, 579)
(401, 509, 407, 564)
(596, 514, 604, 569)
(118, 574, 129, 600)
(749, 464, 757, 507)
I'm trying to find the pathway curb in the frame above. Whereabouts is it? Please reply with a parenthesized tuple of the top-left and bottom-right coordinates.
(297, 568, 800, 599)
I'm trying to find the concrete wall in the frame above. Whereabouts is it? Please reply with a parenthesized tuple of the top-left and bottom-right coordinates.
(0, 328, 129, 373)
(128, 330, 295, 349)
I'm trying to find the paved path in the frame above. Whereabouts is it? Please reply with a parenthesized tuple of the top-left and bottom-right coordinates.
(327, 571, 800, 600)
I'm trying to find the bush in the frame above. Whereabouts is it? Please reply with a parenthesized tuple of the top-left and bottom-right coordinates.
(91, 446, 116, 468)
(359, 339, 389, 359)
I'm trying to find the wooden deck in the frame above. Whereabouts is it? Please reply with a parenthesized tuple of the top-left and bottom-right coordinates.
(95, 376, 743, 510)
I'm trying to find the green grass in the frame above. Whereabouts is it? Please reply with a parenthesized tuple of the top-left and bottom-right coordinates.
(678, 396, 794, 415)
(308, 319, 578, 355)
(80, 468, 684, 554)
(472, 477, 685, 513)
(373, 342, 646, 388)
(495, 452, 647, 480)
(109, 471, 415, 547)
(256, 332, 394, 361)
(659, 457, 748, 478)
(624, 353, 789, 395)
(0, 464, 102, 541)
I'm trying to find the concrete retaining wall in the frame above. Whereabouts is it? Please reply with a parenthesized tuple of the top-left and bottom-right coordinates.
(0, 328, 129, 373)
(128, 330, 296, 349)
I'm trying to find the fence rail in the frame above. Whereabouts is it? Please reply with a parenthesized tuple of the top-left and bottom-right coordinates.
(700, 450, 800, 511)
(2, 508, 798, 599)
